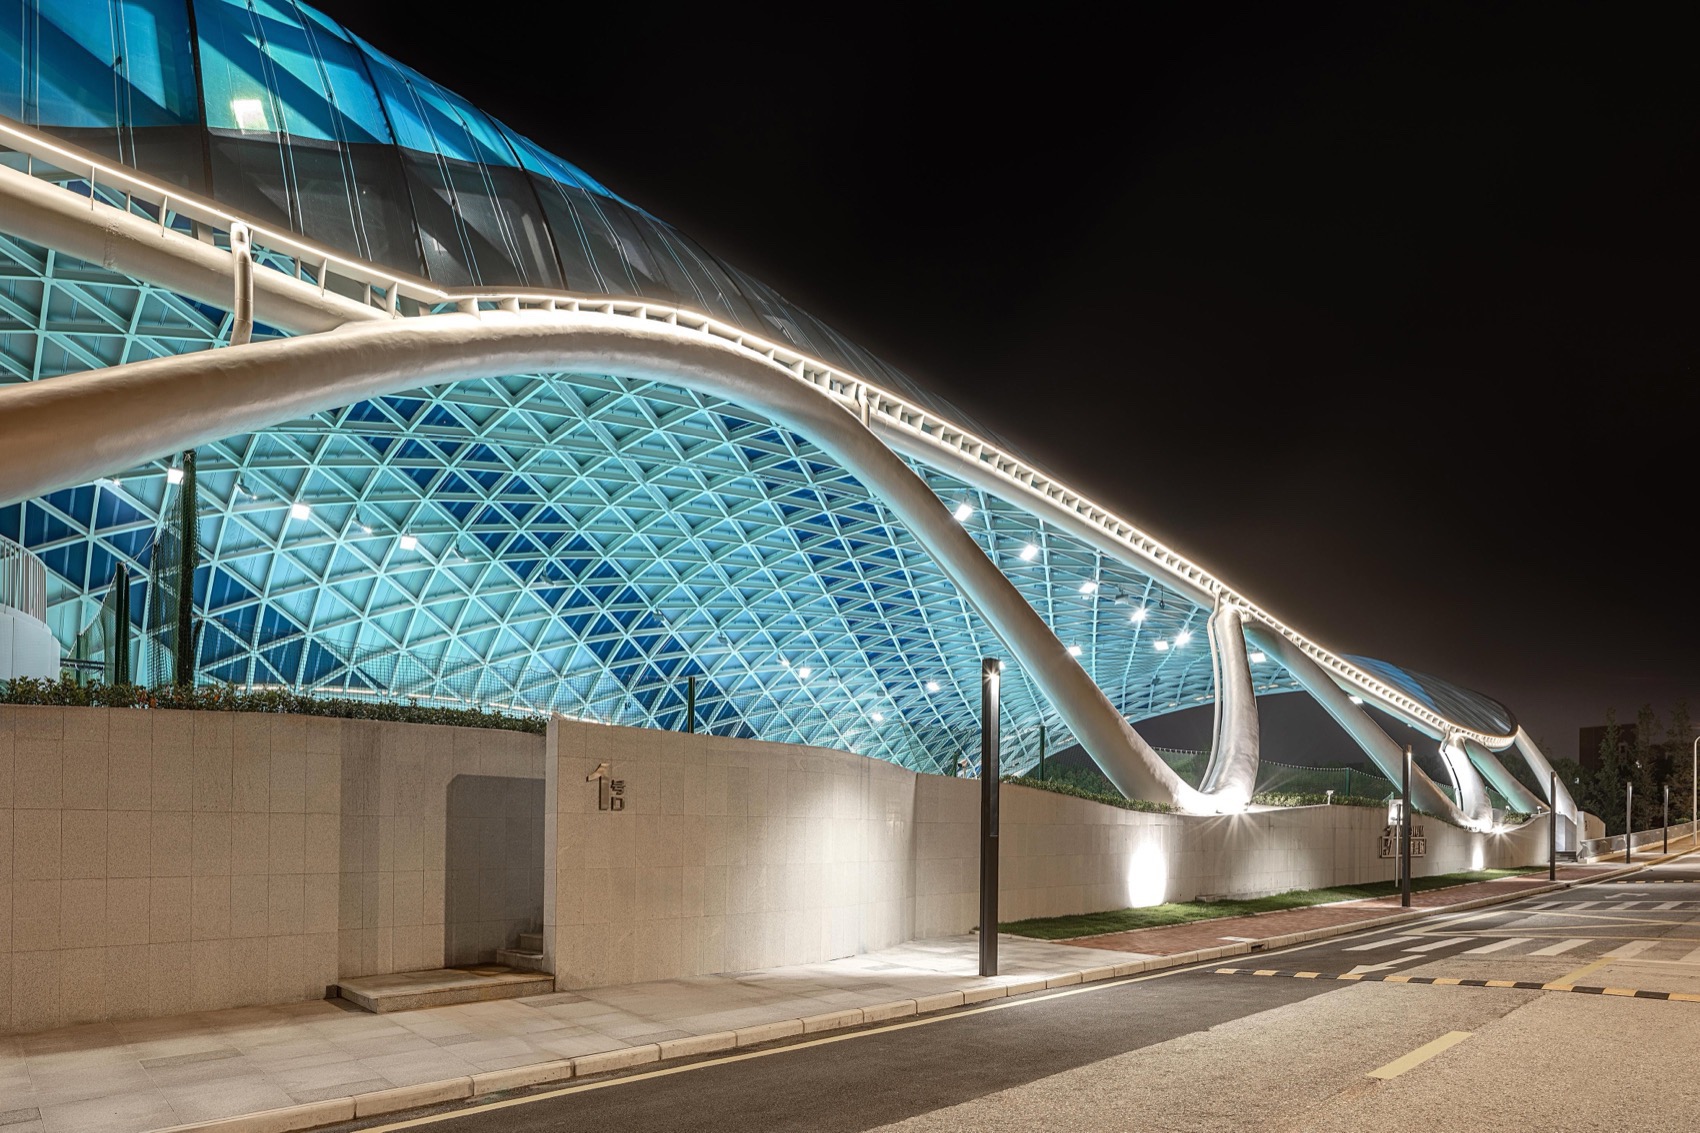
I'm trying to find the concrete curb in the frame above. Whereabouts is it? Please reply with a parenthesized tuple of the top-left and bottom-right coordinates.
(146, 854, 1686, 1133)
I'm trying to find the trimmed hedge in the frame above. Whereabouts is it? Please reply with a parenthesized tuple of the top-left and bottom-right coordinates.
(1252, 792, 1388, 809)
(1001, 774, 1175, 814)
(0, 676, 545, 734)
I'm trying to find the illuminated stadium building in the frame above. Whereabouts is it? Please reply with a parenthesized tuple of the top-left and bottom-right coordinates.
(0, 0, 1573, 834)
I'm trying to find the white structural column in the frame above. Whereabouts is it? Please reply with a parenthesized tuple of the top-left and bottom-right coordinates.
(1462, 738, 1544, 814)
(0, 310, 1224, 813)
(1512, 728, 1578, 850)
(1242, 623, 1472, 826)
(1200, 602, 1260, 807)
(1438, 736, 1494, 830)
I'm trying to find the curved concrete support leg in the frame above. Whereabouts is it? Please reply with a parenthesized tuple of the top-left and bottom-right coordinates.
(1438, 736, 1494, 831)
(1200, 602, 1259, 807)
(1243, 623, 1473, 826)
(1512, 728, 1578, 851)
(1463, 738, 1544, 814)
(0, 311, 1219, 813)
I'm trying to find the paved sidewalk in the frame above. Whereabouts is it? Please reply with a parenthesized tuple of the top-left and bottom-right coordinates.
(0, 936, 1145, 1133)
(0, 853, 1670, 1133)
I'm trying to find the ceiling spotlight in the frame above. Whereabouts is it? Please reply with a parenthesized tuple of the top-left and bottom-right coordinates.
(1248, 651, 1267, 663)
(1066, 645, 1083, 657)
(1019, 543, 1038, 561)
(1079, 581, 1097, 595)
(288, 502, 312, 521)
(926, 680, 941, 692)
(165, 466, 184, 485)
(871, 712, 884, 723)
(1175, 629, 1193, 646)
(952, 502, 974, 522)
(398, 534, 418, 551)
(1153, 640, 1170, 653)
(1130, 607, 1148, 623)
(797, 666, 812, 679)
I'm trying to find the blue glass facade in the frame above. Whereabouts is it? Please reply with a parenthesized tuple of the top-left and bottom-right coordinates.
(0, 0, 1310, 774)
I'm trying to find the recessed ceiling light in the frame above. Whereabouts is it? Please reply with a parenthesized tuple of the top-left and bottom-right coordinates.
(1175, 629, 1192, 646)
(926, 680, 941, 692)
(953, 502, 974, 521)
(1153, 640, 1170, 652)
(1019, 543, 1038, 561)
(1249, 651, 1267, 663)
(398, 534, 418, 551)
(798, 666, 812, 678)
(1066, 645, 1083, 657)
(871, 712, 884, 722)
(1349, 694, 1365, 705)
(288, 502, 311, 521)
(1130, 607, 1147, 623)
(1079, 581, 1097, 595)
(165, 466, 184, 485)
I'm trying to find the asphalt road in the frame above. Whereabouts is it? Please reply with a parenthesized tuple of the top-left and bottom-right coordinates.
(339, 854, 1700, 1133)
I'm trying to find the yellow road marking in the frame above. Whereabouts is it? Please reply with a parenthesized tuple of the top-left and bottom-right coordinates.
(1384, 975, 1412, 983)
(1254, 969, 1278, 976)
(1555, 956, 1617, 987)
(1295, 972, 1320, 979)
(1603, 988, 1638, 997)
(1432, 978, 1462, 986)
(1366, 1031, 1473, 1079)
(1485, 980, 1517, 988)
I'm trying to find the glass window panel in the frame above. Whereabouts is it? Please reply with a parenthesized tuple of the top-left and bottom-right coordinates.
(0, 0, 198, 128)
(355, 37, 515, 166)
(194, 0, 391, 144)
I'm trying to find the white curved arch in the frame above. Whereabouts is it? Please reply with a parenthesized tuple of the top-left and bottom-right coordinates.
(1200, 602, 1259, 806)
(0, 309, 1236, 811)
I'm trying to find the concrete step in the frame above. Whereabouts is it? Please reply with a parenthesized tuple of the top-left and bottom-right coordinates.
(496, 948, 548, 973)
(517, 932, 544, 952)
(335, 965, 553, 1014)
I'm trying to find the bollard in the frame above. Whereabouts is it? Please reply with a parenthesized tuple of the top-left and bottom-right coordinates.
(1626, 782, 1633, 865)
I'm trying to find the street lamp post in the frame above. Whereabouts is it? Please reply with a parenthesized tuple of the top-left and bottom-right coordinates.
(1665, 784, 1670, 854)
(1692, 734, 1698, 851)
(1548, 771, 1558, 882)
(1626, 782, 1633, 866)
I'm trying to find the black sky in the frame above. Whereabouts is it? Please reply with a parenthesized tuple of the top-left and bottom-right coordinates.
(317, 1, 1697, 759)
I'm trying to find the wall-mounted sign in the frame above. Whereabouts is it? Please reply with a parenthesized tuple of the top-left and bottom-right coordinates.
(1380, 823, 1427, 859)
(586, 761, 626, 811)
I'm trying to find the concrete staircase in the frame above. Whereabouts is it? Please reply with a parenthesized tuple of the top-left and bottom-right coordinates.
(496, 931, 547, 973)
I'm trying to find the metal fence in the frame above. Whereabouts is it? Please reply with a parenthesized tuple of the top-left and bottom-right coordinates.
(1580, 819, 1697, 861)
(0, 535, 47, 621)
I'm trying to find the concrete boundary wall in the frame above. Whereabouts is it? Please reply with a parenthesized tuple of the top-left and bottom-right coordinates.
(544, 718, 1548, 988)
(2, 706, 1547, 1031)
(0, 705, 543, 1035)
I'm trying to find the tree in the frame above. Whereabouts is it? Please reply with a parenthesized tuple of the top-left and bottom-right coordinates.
(1592, 708, 1624, 833)
(1668, 699, 1695, 821)
(1631, 704, 1661, 830)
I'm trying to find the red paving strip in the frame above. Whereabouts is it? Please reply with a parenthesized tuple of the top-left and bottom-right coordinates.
(1068, 866, 1628, 956)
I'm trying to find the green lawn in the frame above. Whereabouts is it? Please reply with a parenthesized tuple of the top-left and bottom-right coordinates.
(999, 868, 1540, 940)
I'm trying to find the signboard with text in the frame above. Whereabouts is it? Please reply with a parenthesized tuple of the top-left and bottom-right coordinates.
(1380, 823, 1427, 858)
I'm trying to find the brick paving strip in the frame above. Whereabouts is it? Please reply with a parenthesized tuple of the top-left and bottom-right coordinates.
(4, 854, 1677, 1133)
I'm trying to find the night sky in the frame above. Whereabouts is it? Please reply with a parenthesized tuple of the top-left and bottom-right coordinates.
(317, 2, 1696, 763)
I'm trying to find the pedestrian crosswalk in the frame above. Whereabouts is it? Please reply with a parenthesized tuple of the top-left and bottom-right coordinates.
(1336, 933, 1700, 964)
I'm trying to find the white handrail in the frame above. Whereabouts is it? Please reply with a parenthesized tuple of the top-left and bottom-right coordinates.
(0, 117, 1513, 747)
(0, 535, 48, 622)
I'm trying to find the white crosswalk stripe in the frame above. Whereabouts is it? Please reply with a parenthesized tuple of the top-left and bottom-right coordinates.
(1462, 937, 1530, 955)
(1403, 937, 1475, 952)
(1529, 939, 1589, 956)
(1677, 945, 1700, 965)
(1568, 901, 1599, 911)
(1604, 940, 1658, 959)
(1344, 935, 1420, 952)
(1523, 901, 1557, 910)
(1653, 901, 1680, 911)
(1608, 902, 1642, 911)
